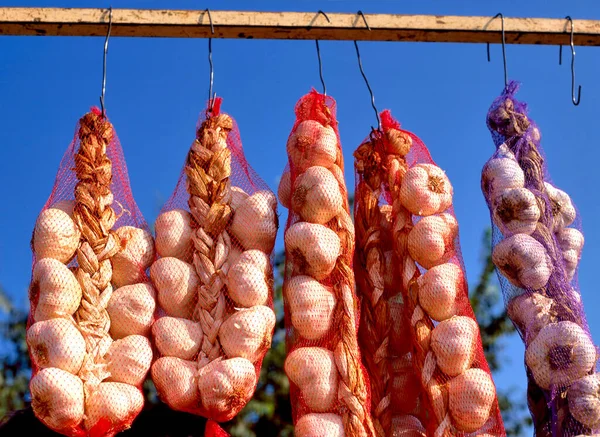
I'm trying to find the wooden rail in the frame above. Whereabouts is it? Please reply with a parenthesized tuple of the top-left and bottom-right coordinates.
(1, 8, 600, 46)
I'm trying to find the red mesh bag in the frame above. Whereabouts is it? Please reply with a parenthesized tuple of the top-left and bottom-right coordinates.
(27, 107, 155, 436)
(149, 98, 278, 435)
(483, 81, 599, 436)
(277, 89, 376, 437)
(353, 110, 505, 436)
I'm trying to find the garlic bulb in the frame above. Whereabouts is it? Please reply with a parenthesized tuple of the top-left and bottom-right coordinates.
(556, 227, 584, 281)
(492, 188, 541, 236)
(106, 335, 153, 386)
(111, 226, 155, 288)
(407, 213, 458, 269)
(27, 318, 86, 374)
(399, 164, 453, 216)
(153, 317, 203, 360)
(481, 147, 525, 201)
(285, 222, 341, 280)
(492, 234, 553, 290)
(286, 120, 338, 171)
(295, 413, 344, 437)
(544, 182, 576, 230)
(430, 316, 478, 376)
(30, 258, 82, 321)
(278, 171, 292, 210)
(106, 282, 156, 339)
(229, 186, 250, 211)
(227, 250, 271, 308)
(31, 367, 84, 431)
(151, 357, 199, 411)
(286, 275, 336, 340)
(229, 190, 278, 253)
(448, 368, 496, 432)
(33, 203, 80, 263)
(84, 382, 144, 431)
(386, 128, 413, 157)
(284, 347, 338, 412)
(507, 292, 554, 343)
(155, 209, 193, 262)
(568, 373, 600, 429)
(391, 415, 426, 437)
(525, 321, 596, 389)
(197, 357, 257, 421)
(292, 166, 343, 224)
(417, 263, 462, 322)
(150, 257, 199, 319)
(219, 305, 276, 362)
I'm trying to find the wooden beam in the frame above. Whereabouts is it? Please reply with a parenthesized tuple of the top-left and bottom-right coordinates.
(1, 8, 600, 46)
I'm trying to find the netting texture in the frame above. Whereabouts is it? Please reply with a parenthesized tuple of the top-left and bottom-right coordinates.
(27, 107, 154, 437)
(149, 98, 277, 432)
(354, 109, 505, 436)
(278, 90, 376, 437)
(483, 81, 599, 436)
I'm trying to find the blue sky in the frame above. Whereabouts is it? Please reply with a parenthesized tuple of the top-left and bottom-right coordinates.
(1, 0, 599, 429)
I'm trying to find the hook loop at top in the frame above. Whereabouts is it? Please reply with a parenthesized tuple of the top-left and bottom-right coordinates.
(484, 13, 508, 88)
(354, 11, 380, 130)
(205, 9, 216, 111)
(100, 6, 112, 118)
(559, 16, 582, 106)
(308, 10, 331, 95)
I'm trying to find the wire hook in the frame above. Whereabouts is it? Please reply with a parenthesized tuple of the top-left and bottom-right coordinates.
(100, 7, 112, 118)
(354, 11, 381, 129)
(559, 16, 582, 106)
(205, 9, 216, 110)
(485, 13, 508, 88)
(308, 10, 331, 95)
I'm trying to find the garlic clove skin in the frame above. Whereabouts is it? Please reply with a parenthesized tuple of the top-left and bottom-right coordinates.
(407, 213, 458, 270)
(284, 347, 338, 412)
(555, 227, 584, 281)
(492, 187, 541, 236)
(219, 305, 276, 362)
(544, 182, 576, 230)
(229, 186, 250, 211)
(27, 318, 86, 374)
(391, 415, 427, 437)
(150, 257, 199, 319)
(106, 282, 156, 339)
(399, 164, 453, 216)
(227, 250, 271, 308)
(152, 317, 203, 360)
(106, 335, 153, 386)
(525, 321, 596, 390)
(430, 316, 478, 377)
(197, 357, 257, 421)
(33, 203, 81, 264)
(448, 368, 496, 432)
(155, 209, 193, 263)
(111, 226, 155, 288)
(292, 166, 343, 224)
(417, 263, 462, 322)
(84, 382, 144, 432)
(31, 367, 84, 432)
(295, 413, 344, 437)
(286, 120, 338, 172)
(481, 151, 525, 201)
(30, 258, 82, 322)
(277, 171, 292, 210)
(568, 373, 600, 429)
(151, 357, 199, 411)
(229, 190, 278, 253)
(492, 234, 553, 290)
(507, 292, 554, 344)
(285, 222, 341, 280)
(286, 275, 336, 340)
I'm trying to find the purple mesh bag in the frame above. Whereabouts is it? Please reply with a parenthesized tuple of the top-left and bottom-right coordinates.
(481, 81, 599, 436)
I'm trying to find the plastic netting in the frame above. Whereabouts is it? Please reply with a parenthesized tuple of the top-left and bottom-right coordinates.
(149, 98, 277, 436)
(27, 108, 154, 437)
(483, 81, 599, 436)
(278, 89, 376, 437)
(353, 109, 505, 436)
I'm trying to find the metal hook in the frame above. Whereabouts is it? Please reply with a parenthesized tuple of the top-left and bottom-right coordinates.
(100, 7, 112, 118)
(205, 9, 216, 110)
(559, 16, 582, 106)
(354, 11, 380, 129)
(485, 13, 508, 87)
(308, 10, 331, 95)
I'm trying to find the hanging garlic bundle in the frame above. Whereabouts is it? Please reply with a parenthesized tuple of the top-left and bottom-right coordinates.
(278, 90, 376, 437)
(483, 81, 598, 436)
(28, 108, 154, 436)
(150, 98, 277, 428)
